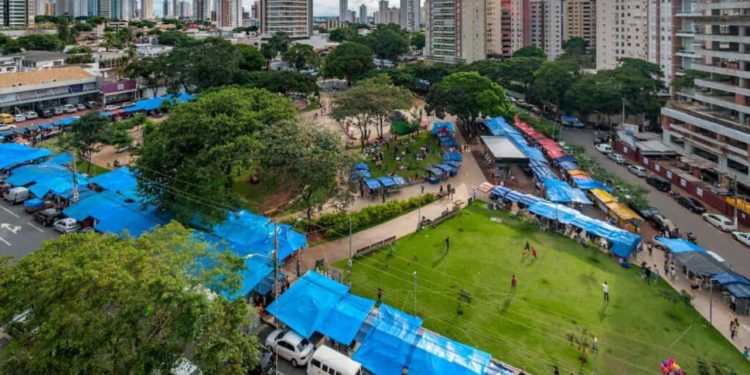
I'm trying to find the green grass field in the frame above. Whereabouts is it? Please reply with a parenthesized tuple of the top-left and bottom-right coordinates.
(341, 204, 750, 375)
(363, 132, 443, 178)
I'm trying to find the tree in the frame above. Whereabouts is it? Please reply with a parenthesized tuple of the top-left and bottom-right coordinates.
(531, 60, 579, 113)
(0, 224, 259, 374)
(366, 25, 409, 62)
(672, 69, 709, 92)
(612, 58, 666, 123)
(426, 71, 515, 137)
(135, 87, 296, 223)
(411, 32, 425, 50)
(236, 44, 265, 71)
(260, 43, 277, 71)
(267, 32, 291, 54)
(166, 38, 243, 92)
(125, 56, 167, 97)
(238, 71, 319, 97)
(57, 112, 131, 174)
(513, 45, 546, 59)
(328, 27, 357, 42)
(157, 30, 193, 46)
(559, 37, 594, 70)
(16, 34, 62, 51)
(564, 71, 620, 126)
(281, 44, 320, 71)
(260, 121, 354, 227)
(467, 60, 504, 82)
(322, 42, 374, 85)
(102, 31, 122, 51)
(499, 57, 543, 94)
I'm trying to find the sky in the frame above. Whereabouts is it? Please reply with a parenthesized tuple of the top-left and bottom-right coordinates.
(154, 0, 387, 18)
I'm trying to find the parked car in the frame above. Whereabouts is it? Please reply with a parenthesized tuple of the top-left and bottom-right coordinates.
(63, 104, 77, 113)
(676, 195, 706, 214)
(702, 213, 737, 231)
(76, 103, 86, 111)
(249, 348, 274, 375)
(53, 107, 64, 115)
(34, 208, 62, 226)
(637, 207, 660, 222)
(628, 165, 647, 177)
(0, 113, 15, 124)
(731, 232, 750, 247)
(24, 111, 38, 120)
(306, 345, 362, 375)
(122, 101, 136, 107)
(3, 187, 29, 204)
(652, 214, 676, 232)
(608, 153, 625, 164)
(0, 124, 16, 132)
(41, 109, 54, 118)
(14, 114, 25, 122)
(53, 217, 80, 234)
(265, 329, 314, 367)
(0, 181, 11, 194)
(104, 104, 120, 111)
(23, 198, 49, 213)
(595, 143, 612, 154)
(646, 176, 671, 192)
(86, 101, 99, 109)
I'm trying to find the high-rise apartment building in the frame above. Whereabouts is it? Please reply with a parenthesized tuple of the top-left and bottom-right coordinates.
(192, 0, 209, 20)
(596, 0, 648, 69)
(399, 0, 419, 31)
(388, 5, 399, 24)
(524, 0, 563, 60)
(424, 0, 486, 63)
(260, 0, 312, 38)
(0, 0, 34, 27)
(339, 0, 347, 21)
(359, 3, 366, 23)
(660, 0, 750, 188)
(179, 0, 189, 17)
(141, 0, 151, 18)
(217, 0, 240, 28)
(486, 0, 503, 56)
(564, 0, 596, 49)
(375, 0, 387, 23)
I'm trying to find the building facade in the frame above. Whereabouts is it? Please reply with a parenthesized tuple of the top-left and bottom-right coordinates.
(0, 0, 34, 27)
(564, 0, 596, 49)
(339, 0, 346, 21)
(192, 0, 209, 20)
(260, 0, 312, 38)
(399, 0, 419, 31)
(217, 0, 240, 28)
(0, 67, 99, 113)
(596, 0, 648, 69)
(358, 3, 365, 23)
(660, 0, 750, 188)
(141, 0, 151, 18)
(424, 0, 486, 63)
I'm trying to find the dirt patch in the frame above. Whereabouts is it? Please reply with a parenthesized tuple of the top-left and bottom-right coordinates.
(293, 99, 308, 110)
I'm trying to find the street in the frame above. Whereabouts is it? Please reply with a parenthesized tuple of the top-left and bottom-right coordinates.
(0, 200, 58, 258)
(560, 128, 750, 275)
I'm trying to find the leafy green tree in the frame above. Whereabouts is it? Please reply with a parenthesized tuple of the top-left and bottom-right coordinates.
(513, 45, 546, 59)
(166, 38, 242, 92)
(411, 32, 425, 50)
(157, 30, 193, 46)
(672, 69, 709, 92)
(328, 27, 357, 42)
(499, 57, 543, 94)
(564, 71, 620, 126)
(366, 24, 409, 62)
(467, 60, 504, 82)
(236, 44, 265, 71)
(238, 71, 319, 97)
(559, 37, 594, 69)
(0, 224, 259, 374)
(260, 121, 355, 226)
(2, 40, 21, 54)
(260, 43, 277, 71)
(612, 58, 666, 123)
(267, 32, 291, 54)
(282, 44, 320, 71)
(322, 42, 374, 84)
(102, 31, 122, 51)
(135, 87, 296, 223)
(426, 71, 515, 137)
(16, 34, 62, 51)
(125, 55, 168, 97)
(58, 112, 131, 174)
(531, 60, 579, 113)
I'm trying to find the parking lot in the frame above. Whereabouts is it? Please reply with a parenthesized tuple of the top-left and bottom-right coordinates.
(0, 200, 58, 258)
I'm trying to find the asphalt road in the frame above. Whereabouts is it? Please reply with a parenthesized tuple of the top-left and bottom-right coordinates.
(560, 127, 750, 275)
(0, 200, 58, 258)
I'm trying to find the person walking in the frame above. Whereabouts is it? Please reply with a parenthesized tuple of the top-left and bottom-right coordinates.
(511, 275, 517, 293)
(296, 258, 301, 277)
(377, 287, 383, 306)
(531, 247, 537, 259)
(420, 183, 425, 194)
(648, 242, 653, 256)
(731, 320, 737, 339)
(645, 266, 652, 284)
(445, 236, 450, 253)
(602, 281, 609, 302)
(654, 267, 660, 283)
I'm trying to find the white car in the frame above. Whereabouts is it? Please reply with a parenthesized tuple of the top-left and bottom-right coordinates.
(702, 213, 737, 232)
(63, 104, 77, 113)
(265, 329, 314, 367)
(24, 111, 38, 120)
(53, 218, 81, 234)
(104, 104, 121, 111)
(608, 153, 625, 164)
(14, 114, 25, 122)
(595, 143, 612, 154)
(0, 124, 16, 132)
(628, 165, 647, 177)
(732, 232, 750, 247)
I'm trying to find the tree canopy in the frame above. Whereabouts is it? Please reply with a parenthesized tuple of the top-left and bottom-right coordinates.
(238, 71, 319, 97)
(411, 32, 425, 50)
(16, 34, 62, 51)
(282, 44, 320, 71)
(58, 112, 132, 174)
(499, 56, 543, 94)
(0, 223, 258, 374)
(135, 87, 297, 223)
(322, 42, 374, 84)
(157, 30, 194, 46)
(365, 24, 409, 62)
(531, 60, 579, 112)
(512, 45, 546, 59)
(236, 44, 265, 72)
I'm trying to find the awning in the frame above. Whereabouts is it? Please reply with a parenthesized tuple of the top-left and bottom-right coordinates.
(435, 163, 457, 174)
(605, 202, 643, 222)
(655, 237, 706, 254)
(426, 166, 445, 177)
(559, 161, 580, 171)
(590, 188, 615, 204)
(364, 178, 382, 190)
(528, 201, 581, 223)
(353, 304, 423, 375)
(222, 256, 274, 301)
(317, 293, 376, 345)
(409, 330, 491, 375)
(444, 151, 463, 162)
(354, 162, 370, 171)
(673, 251, 728, 277)
(378, 176, 397, 188)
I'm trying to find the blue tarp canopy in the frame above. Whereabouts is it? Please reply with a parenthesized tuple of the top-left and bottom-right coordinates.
(222, 256, 274, 301)
(431, 121, 456, 135)
(64, 190, 167, 237)
(655, 237, 706, 254)
(351, 169, 371, 179)
(426, 166, 444, 177)
(354, 163, 370, 171)
(726, 283, 750, 299)
(408, 330, 491, 375)
(482, 117, 508, 136)
(530, 160, 557, 180)
(392, 175, 407, 186)
(559, 161, 580, 171)
(556, 155, 577, 164)
(446, 160, 462, 168)
(572, 176, 613, 192)
(435, 163, 457, 174)
(353, 304, 423, 375)
(56, 117, 79, 126)
(438, 135, 459, 148)
(6, 160, 88, 199)
(23, 198, 44, 209)
(444, 151, 463, 162)
(266, 271, 350, 338)
(318, 293, 376, 345)
(163, 91, 195, 103)
(0, 143, 53, 170)
(89, 167, 139, 200)
(124, 97, 164, 113)
(528, 201, 581, 223)
(378, 176, 397, 188)
(543, 178, 592, 205)
(364, 178, 382, 190)
(713, 272, 750, 287)
(492, 186, 543, 207)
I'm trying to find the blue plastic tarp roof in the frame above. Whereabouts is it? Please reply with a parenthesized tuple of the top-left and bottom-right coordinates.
(530, 160, 557, 180)
(528, 202, 581, 224)
(435, 163, 457, 174)
(354, 163, 370, 171)
(222, 256, 274, 301)
(64, 190, 167, 237)
(543, 178, 592, 205)
(426, 166, 444, 177)
(378, 176, 397, 188)
(56, 117, 79, 126)
(444, 151, 463, 162)
(572, 176, 613, 192)
(318, 293, 376, 345)
(163, 91, 195, 103)
(492, 186, 543, 207)
(559, 161, 580, 171)
(124, 97, 164, 113)
(353, 304, 423, 375)
(726, 283, 750, 299)
(713, 272, 750, 287)
(392, 175, 407, 186)
(431, 121, 456, 135)
(266, 271, 350, 338)
(556, 155, 577, 164)
(364, 178, 382, 190)
(6, 161, 88, 199)
(655, 237, 706, 254)
(89, 167, 139, 200)
(438, 135, 459, 148)
(408, 330, 491, 375)
(0, 144, 53, 170)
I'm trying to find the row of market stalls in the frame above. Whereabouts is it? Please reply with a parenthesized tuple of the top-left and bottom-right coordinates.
(427, 121, 464, 184)
(0, 143, 306, 303)
(491, 185, 642, 259)
(352, 163, 409, 196)
(267, 270, 516, 375)
(655, 238, 750, 315)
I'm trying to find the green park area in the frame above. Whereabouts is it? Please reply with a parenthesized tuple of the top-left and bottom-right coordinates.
(362, 131, 443, 179)
(342, 204, 750, 375)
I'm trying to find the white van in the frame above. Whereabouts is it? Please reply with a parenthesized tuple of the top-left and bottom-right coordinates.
(307, 345, 363, 375)
(3, 186, 29, 204)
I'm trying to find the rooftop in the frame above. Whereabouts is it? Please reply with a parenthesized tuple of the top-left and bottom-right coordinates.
(21, 50, 66, 62)
(0, 67, 94, 89)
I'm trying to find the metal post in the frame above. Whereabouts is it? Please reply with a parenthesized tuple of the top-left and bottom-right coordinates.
(593, 336, 599, 375)
(709, 278, 713, 324)
(733, 175, 739, 228)
(272, 221, 279, 375)
(412, 271, 417, 315)
(71, 151, 79, 203)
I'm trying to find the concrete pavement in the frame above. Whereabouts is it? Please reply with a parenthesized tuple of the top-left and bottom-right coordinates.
(0, 200, 58, 259)
(561, 128, 750, 276)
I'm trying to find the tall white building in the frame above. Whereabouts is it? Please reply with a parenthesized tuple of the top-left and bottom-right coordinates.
(339, 0, 347, 21)
(424, 0, 486, 63)
(376, 0, 387, 23)
(358, 3, 366, 23)
(260, 0, 312, 38)
(141, 0, 152, 18)
(192, 0, 209, 20)
(217, 0, 241, 28)
(399, 0, 419, 31)
(596, 0, 648, 69)
(0, 0, 34, 27)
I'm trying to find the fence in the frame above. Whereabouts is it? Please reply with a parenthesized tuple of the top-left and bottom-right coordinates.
(354, 236, 397, 257)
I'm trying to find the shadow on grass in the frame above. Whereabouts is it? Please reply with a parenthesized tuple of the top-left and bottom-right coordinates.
(500, 295, 513, 314)
(599, 301, 609, 322)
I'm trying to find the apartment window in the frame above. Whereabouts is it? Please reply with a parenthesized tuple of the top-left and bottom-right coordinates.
(728, 158, 749, 175)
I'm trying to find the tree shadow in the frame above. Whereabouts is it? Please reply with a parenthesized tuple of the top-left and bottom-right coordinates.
(598, 301, 609, 322)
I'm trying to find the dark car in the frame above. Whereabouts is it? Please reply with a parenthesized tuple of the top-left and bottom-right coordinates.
(637, 207, 660, 222)
(33, 208, 62, 227)
(41, 109, 54, 118)
(0, 181, 11, 194)
(676, 196, 706, 214)
(646, 175, 671, 192)
(248, 348, 274, 375)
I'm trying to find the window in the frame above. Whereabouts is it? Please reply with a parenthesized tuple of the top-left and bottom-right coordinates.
(322, 364, 329, 372)
(311, 359, 321, 368)
(279, 341, 294, 351)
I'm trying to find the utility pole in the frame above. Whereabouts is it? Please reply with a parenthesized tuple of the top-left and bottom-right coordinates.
(347, 217, 353, 285)
(71, 151, 79, 203)
(272, 221, 279, 375)
(593, 336, 599, 375)
(412, 271, 417, 315)
(733, 174, 739, 228)
(709, 277, 713, 324)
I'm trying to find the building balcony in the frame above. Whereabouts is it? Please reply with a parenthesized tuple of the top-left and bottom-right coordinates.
(696, 48, 750, 62)
(695, 78, 750, 97)
(697, 1, 750, 10)
(676, 30, 696, 37)
(676, 49, 699, 58)
(670, 122, 725, 154)
(663, 101, 750, 144)
(694, 33, 746, 43)
(693, 92, 750, 115)
(692, 63, 750, 79)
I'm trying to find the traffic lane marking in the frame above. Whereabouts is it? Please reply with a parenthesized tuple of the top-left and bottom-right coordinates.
(0, 236, 10, 246)
(27, 222, 44, 232)
(0, 205, 20, 218)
